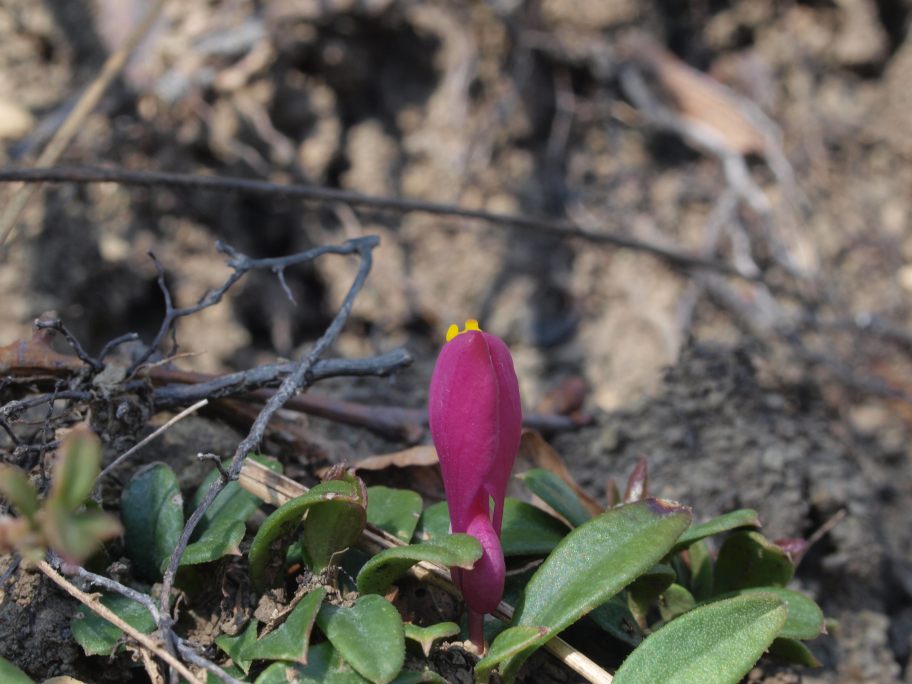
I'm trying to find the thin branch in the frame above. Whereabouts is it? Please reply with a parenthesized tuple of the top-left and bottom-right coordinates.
(97, 399, 209, 480)
(0, 1, 167, 252)
(36, 560, 204, 684)
(0, 166, 755, 280)
(151, 349, 413, 407)
(34, 318, 102, 371)
(156, 236, 379, 650)
(58, 559, 160, 622)
(128, 236, 379, 375)
(175, 639, 245, 684)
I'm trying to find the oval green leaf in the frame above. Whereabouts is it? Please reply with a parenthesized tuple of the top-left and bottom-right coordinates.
(518, 469, 591, 527)
(0, 656, 34, 684)
(501, 499, 692, 678)
(714, 531, 794, 594)
(254, 642, 367, 684)
(613, 594, 787, 684)
(588, 595, 643, 646)
(302, 495, 366, 573)
(317, 594, 405, 684)
(403, 622, 460, 657)
(50, 428, 101, 512)
(628, 564, 677, 626)
(190, 454, 281, 539)
(240, 588, 325, 663)
(415, 499, 569, 556)
(475, 626, 551, 682)
(367, 486, 423, 543)
(248, 479, 361, 592)
(673, 509, 761, 550)
(688, 539, 714, 601)
(178, 519, 246, 568)
(215, 619, 258, 674)
(70, 593, 156, 657)
(0, 465, 39, 519)
(768, 637, 822, 667)
(715, 587, 823, 639)
(121, 463, 184, 581)
(356, 535, 481, 596)
(658, 583, 697, 622)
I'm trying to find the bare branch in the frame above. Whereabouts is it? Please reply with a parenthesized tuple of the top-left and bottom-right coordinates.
(155, 236, 379, 649)
(0, 165, 754, 280)
(37, 560, 204, 684)
(128, 236, 380, 376)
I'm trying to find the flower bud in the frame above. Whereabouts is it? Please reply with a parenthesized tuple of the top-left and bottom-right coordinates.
(428, 320, 522, 647)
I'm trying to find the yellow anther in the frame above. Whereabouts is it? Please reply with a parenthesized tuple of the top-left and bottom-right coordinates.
(445, 319, 483, 342)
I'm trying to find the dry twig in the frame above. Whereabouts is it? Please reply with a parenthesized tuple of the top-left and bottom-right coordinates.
(155, 236, 379, 681)
(36, 560, 204, 684)
(0, 165, 754, 280)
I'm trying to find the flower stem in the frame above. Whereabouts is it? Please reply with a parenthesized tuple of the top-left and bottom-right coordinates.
(469, 609, 486, 654)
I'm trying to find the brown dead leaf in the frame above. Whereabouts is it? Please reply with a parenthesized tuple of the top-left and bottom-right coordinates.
(628, 34, 766, 156)
(314, 446, 439, 480)
(535, 376, 588, 416)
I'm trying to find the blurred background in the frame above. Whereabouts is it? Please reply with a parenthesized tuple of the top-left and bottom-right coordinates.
(1, 0, 912, 681)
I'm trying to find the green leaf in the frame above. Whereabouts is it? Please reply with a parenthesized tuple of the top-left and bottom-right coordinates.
(714, 531, 794, 594)
(179, 519, 246, 567)
(254, 642, 367, 684)
(240, 588, 325, 663)
(628, 564, 676, 626)
(415, 499, 569, 556)
(475, 626, 551, 682)
(46, 510, 122, 564)
(317, 594, 405, 684)
(588, 595, 643, 646)
(70, 593, 156, 656)
(205, 664, 247, 684)
(49, 428, 101, 512)
(613, 594, 787, 684)
(714, 587, 824, 640)
(403, 622, 460, 657)
(500, 499, 692, 679)
(673, 510, 761, 550)
(658, 584, 696, 622)
(368, 486, 423, 543)
(0, 465, 38, 519)
(248, 479, 362, 592)
(688, 539, 714, 601)
(121, 463, 184, 581)
(302, 472, 366, 573)
(0, 656, 34, 684)
(191, 454, 281, 539)
(215, 619, 258, 674)
(356, 535, 482, 596)
(518, 469, 592, 527)
(768, 637, 822, 667)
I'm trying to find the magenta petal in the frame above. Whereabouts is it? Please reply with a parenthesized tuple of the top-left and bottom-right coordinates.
(459, 512, 506, 613)
(428, 326, 522, 622)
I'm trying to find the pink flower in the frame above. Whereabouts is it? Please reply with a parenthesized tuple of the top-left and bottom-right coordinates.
(428, 320, 522, 649)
